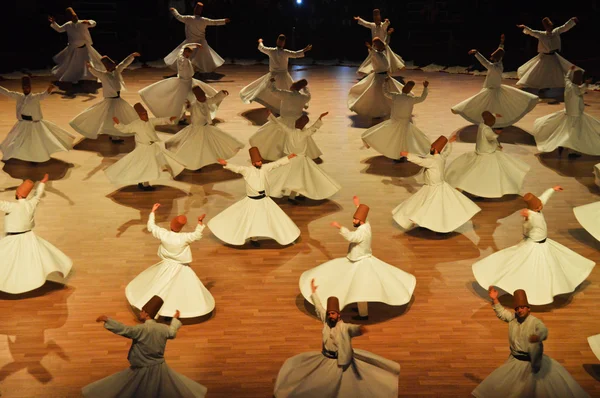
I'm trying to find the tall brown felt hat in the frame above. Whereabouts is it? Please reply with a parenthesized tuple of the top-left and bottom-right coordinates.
(66, 7, 76, 16)
(133, 103, 147, 115)
(16, 180, 34, 198)
(326, 296, 340, 313)
(430, 136, 448, 153)
(249, 147, 262, 163)
(523, 193, 542, 211)
(353, 204, 369, 223)
(142, 295, 164, 319)
(170, 215, 187, 232)
(192, 85, 205, 99)
(21, 76, 31, 87)
(513, 289, 529, 308)
(194, 2, 204, 15)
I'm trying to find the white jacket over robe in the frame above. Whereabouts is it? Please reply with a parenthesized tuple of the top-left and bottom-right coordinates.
(2, 182, 45, 234)
(356, 18, 404, 75)
(341, 224, 372, 262)
(148, 213, 204, 264)
(50, 20, 95, 47)
(89, 53, 136, 98)
(260, 43, 305, 72)
(357, 18, 390, 41)
(522, 19, 576, 54)
(0, 87, 50, 121)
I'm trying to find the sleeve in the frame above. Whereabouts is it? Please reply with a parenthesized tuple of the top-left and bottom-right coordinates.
(440, 142, 453, 159)
(339, 226, 365, 243)
(483, 125, 498, 141)
(0, 86, 21, 100)
(305, 119, 323, 136)
(258, 42, 270, 55)
(104, 319, 144, 340)
(522, 26, 543, 39)
(268, 114, 292, 132)
(50, 22, 67, 33)
(311, 293, 327, 322)
(147, 212, 166, 241)
(383, 20, 391, 29)
(407, 153, 435, 168)
(28, 183, 46, 207)
(35, 90, 52, 102)
(554, 19, 576, 35)
(86, 20, 97, 28)
(203, 17, 227, 26)
(492, 303, 515, 323)
(357, 18, 374, 29)
(0, 200, 16, 213)
(114, 121, 135, 134)
(534, 319, 549, 341)
(382, 81, 399, 100)
(115, 54, 137, 73)
(87, 65, 104, 79)
(150, 117, 173, 127)
(224, 163, 248, 176)
(347, 323, 364, 338)
(285, 49, 305, 59)
(263, 155, 290, 172)
(166, 318, 182, 339)
(206, 91, 227, 106)
(538, 188, 555, 206)
(474, 52, 493, 70)
(184, 223, 205, 244)
(413, 86, 428, 104)
(171, 9, 191, 23)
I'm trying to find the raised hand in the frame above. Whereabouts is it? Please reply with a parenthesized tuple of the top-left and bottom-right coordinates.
(495, 113, 503, 118)
(225, 18, 231, 23)
(151, 203, 161, 213)
(132, 52, 141, 57)
(520, 208, 529, 218)
(113, 117, 120, 125)
(353, 16, 360, 21)
(85, 61, 92, 68)
(217, 158, 227, 165)
(222, 90, 229, 96)
(500, 33, 505, 43)
(47, 84, 55, 93)
(359, 325, 368, 334)
(319, 112, 329, 120)
(449, 134, 458, 143)
(258, 38, 263, 43)
(96, 315, 108, 323)
(169, 7, 176, 12)
(310, 278, 318, 293)
(198, 214, 206, 224)
(48, 16, 55, 23)
(529, 334, 540, 343)
(572, 17, 579, 23)
(304, 44, 313, 52)
(365, 41, 372, 48)
(331, 221, 342, 229)
(81, 20, 91, 25)
(41, 174, 49, 183)
(423, 80, 429, 87)
(553, 185, 563, 191)
(353, 195, 360, 207)
(174, 310, 180, 319)
(468, 49, 477, 55)
(488, 286, 499, 301)
(516, 24, 525, 29)
(388, 28, 395, 34)
(269, 77, 276, 83)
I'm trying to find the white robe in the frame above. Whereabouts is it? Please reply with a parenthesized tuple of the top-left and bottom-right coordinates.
(207, 157, 300, 245)
(473, 304, 589, 398)
(50, 20, 104, 83)
(82, 318, 207, 398)
(532, 70, 600, 155)
(164, 9, 226, 73)
(472, 188, 595, 305)
(266, 115, 341, 200)
(249, 81, 322, 160)
(166, 92, 244, 170)
(140, 45, 222, 120)
(392, 146, 481, 233)
(451, 51, 538, 127)
(356, 18, 405, 75)
(239, 43, 306, 113)
(274, 293, 400, 398)
(299, 221, 416, 309)
(126, 213, 215, 318)
(69, 54, 138, 139)
(446, 123, 530, 198)
(573, 201, 600, 242)
(0, 183, 72, 294)
(104, 118, 186, 185)
(0, 87, 75, 162)
(361, 85, 430, 158)
(517, 19, 580, 89)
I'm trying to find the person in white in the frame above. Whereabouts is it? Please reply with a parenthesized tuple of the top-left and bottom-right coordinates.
(0, 77, 75, 162)
(516, 16, 580, 90)
(249, 78, 322, 160)
(451, 34, 539, 127)
(473, 287, 590, 398)
(274, 279, 400, 398)
(69, 52, 141, 143)
(392, 135, 481, 233)
(299, 197, 416, 320)
(574, 200, 600, 242)
(104, 103, 186, 191)
(49, 7, 104, 84)
(0, 175, 72, 294)
(266, 111, 341, 202)
(239, 34, 312, 113)
(140, 43, 222, 123)
(472, 186, 595, 305)
(126, 203, 215, 318)
(446, 111, 531, 198)
(362, 78, 430, 162)
(532, 66, 600, 157)
(207, 147, 300, 247)
(348, 38, 404, 119)
(165, 3, 230, 73)
(166, 86, 244, 170)
(353, 9, 405, 76)
(83, 296, 207, 398)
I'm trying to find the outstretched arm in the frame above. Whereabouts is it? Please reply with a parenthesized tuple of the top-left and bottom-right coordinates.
(262, 155, 291, 172)
(147, 209, 168, 240)
(356, 17, 375, 29)
(339, 225, 366, 243)
(489, 287, 514, 323)
(553, 17, 577, 35)
(204, 17, 229, 26)
(0, 86, 21, 99)
(184, 215, 206, 244)
(474, 51, 493, 70)
(166, 317, 182, 339)
(170, 8, 193, 23)
(310, 279, 327, 322)
(103, 319, 144, 340)
(115, 52, 139, 74)
(413, 83, 429, 104)
(49, 20, 67, 33)
(539, 186, 562, 206)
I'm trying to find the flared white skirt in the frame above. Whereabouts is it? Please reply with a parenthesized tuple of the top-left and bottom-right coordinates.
(532, 112, 600, 155)
(164, 39, 224, 73)
(392, 182, 481, 233)
(207, 196, 300, 245)
(588, 334, 600, 361)
(52, 44, 103, 83)
(348, 74, 403, 118)
(249, 117, 322, 160)
(1, 120, 75, 162)
(574, 202, 600, 242)
(70, 97, 139, 139)
(361, 118, 430, 158)
(358, 48, 405, 76)
(517, 53, 577, 89)
(239, 71, 294, 114)
(0, 231, 72, 294)
(451, 85, 539, 127)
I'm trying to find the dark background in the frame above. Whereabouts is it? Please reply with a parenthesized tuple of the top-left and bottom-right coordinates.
(1, 0, 598, 76)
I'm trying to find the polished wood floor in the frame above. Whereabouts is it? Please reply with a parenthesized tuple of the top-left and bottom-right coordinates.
(0, 65, 599, 398)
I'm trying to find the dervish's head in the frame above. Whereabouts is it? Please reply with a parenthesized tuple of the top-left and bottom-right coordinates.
(101, 56, 117, 72)
(352, 204, 369, 228)
(373, 9, 382, 24)
(194, 2, 204, 16)
(193, 86, 207, 103)
(402, 81, 415, 94)
(490, 47, 505, 63)
(572, 69, 584, 85)
(482, 111, 496, 127)
(134, 103, 149, 122)
(140, 295, 163, 322)
(372, 37, 385, 52)
(16, 180, 34, 200)
(326, 297, 341, 327)
(183, 47, 194, 59)
(276, 34, 286, 49)
(542, 17, 553, 31)
(249, 147, 263, 168)
(295, 114, 310, 130)
(21, 76, 32, 95)
(66, 7, 78, 23)
(170, 215, 187, 232)
(430, 136, 448, 155)
(513, 290, 531, 321)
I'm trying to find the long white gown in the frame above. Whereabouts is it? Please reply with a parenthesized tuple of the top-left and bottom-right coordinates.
(355, 18, 405, 75)
(165, 92, 244, 170)
(239, 42, 306, 113)
(348, 48, 403, 118)
(274, 293, 400, 398)
(0, 182, 72, 294)
(0, 87, 75, 162)
(361, 85, 430, 158)
(473, 304, 589, 398)
(392, 146, 482, 233)
(532, 70, 600, 155)
(574, 202, 600, 242)
(249, 81, 322, 160)
(472, 188, 595, 305)
(299, 222, 416, 310)
(451, 51, 538, 127)
(50, 19, 104, 82)
(266, 115, 341, 200)
(140, 45, 222, 120)
(164, 9, 226, 73)
(125, 213, 215, 318)
(207, 157, 300, 245)
(69, 54, 138, 139)
(446, 123, 530, 198)
(104, 118, 186, 185)
(588, 334, 600, 362)
(82, 318, 207, 398)
(517, 19, 579, 89)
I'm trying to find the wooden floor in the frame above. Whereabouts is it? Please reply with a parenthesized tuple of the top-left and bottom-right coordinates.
(0, 65, 600, 398)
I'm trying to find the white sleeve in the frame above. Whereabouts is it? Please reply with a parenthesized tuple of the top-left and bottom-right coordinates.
(50, 22, 67, 33)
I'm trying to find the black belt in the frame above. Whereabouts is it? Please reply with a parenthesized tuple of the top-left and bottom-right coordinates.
(21, 115, 33, 121)
(78, 44, 86, 48)
(6, 231, 31, 236)
(377, 71, 388, 75)
(322, 349, 338, 359)
(512, 352, 531, 362)
(543, 51, 557, 55)
(248, 190, 266, 200)
(535, 238, 546, 244)
(109, 91, 121, 99)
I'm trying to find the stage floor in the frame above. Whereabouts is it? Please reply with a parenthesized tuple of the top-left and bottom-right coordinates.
(0, 65, 599, 397)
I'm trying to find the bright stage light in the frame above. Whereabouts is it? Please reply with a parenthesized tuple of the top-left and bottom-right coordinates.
(296, 0, 302, 4)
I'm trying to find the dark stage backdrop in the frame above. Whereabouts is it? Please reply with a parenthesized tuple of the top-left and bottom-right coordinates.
(1, 0, 598, 77)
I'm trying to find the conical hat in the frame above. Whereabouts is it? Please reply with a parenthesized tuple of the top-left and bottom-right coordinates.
(513, 289, 529, 308)
(249, 147, 262, 163)
(194, 2, 204, 15)
(430, 136, 448, 153)
(523, 193, 542, 211)
(16, 180, 34, 198)
(170, 215, 187, 232)
(133, 103, 147, 115)
(142, 295, 164, 319)
(353, 204, 369, 223)
(327, 297, 340, 313)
